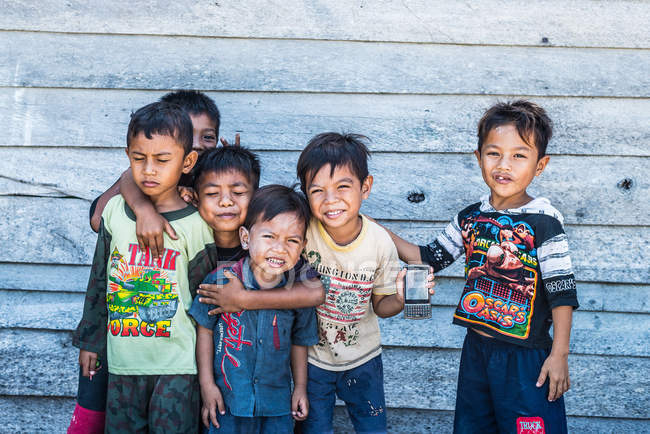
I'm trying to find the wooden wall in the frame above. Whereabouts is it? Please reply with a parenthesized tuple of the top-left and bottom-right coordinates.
(1, 1, 649, 431)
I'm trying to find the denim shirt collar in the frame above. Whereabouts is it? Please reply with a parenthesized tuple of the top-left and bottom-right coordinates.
(241, 257, 287, 291)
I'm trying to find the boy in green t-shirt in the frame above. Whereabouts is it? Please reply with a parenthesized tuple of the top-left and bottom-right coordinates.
(74, 101, 218, 433)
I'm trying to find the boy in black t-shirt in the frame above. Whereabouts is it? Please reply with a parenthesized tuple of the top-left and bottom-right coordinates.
(383, 100, 578, 434)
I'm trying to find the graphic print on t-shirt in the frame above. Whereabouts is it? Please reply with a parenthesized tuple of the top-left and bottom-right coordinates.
(106, 244, 181, 338)
(455, 214, 539, 339)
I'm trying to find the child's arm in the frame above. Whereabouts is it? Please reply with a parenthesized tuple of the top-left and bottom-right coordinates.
(536, 305, 573, 402)
(197, 325, 225, 428)
(372, 268, 406, 318)
(290, 345, 309, 421)
(197, 271, 325, 315)
(90, 177, 121, 232)
(119, 168, 178, 259)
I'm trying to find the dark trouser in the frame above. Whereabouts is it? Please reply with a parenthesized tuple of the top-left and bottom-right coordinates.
(301, 354, 387, 434)
(76, 364, 109, 411)
(454, 329, 568, 434)
(105, 373, 200, 434)
(207, 411, 293, 434)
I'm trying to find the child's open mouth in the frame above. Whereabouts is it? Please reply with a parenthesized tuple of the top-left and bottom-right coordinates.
(266, 257, 286, 268)
(325, 210, 344, 219)
(493, 174, 513, 184)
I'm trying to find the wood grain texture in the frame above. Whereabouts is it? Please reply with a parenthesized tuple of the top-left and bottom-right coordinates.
(2, 32, 649, 97)
(2, 88, 649, 157)
(2, 288, 647, 358)
(1, 149, 648, 227)
(1, 0, 648, 48)
(2, 330, 647, 419)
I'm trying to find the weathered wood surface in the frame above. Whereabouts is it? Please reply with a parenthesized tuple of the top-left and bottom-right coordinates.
(2, 88, 649, 157)
(1, 196, 648, 284)
(2, 149, 648, 227)
(0, 397, 76, 434)
(1, 0, 648, 49)
(3, 330, 647, 419)
(2, 288, 647, 358)
(4, 265, 648, 314)
(3, 32, 650, 97)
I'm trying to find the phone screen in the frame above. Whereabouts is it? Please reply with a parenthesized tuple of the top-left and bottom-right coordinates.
(405, 266, 429, 303)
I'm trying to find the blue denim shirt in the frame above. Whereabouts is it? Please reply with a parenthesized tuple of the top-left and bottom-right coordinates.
(189, 257, 319, 417)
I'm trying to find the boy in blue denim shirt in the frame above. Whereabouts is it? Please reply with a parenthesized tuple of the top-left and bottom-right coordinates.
(189, 185, 319, 433)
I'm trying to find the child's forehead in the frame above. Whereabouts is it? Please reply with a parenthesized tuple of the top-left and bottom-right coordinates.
(198, 168, 252, 187)
(310, 163, 360, 184)
(129, 131, 184, 151)
(254, 211, 306, 234)
(484, 124, 537, 151)
(189, 112, 217, 130)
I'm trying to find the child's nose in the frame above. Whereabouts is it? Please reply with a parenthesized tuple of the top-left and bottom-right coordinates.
(219, 193, 233, 206)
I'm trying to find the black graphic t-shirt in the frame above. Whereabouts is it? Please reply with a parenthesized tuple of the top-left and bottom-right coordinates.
(420, 196, 578, 348)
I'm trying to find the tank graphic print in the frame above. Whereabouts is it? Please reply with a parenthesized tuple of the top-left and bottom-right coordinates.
(106, 245, 181, 337)
(455, 214, 539, 339)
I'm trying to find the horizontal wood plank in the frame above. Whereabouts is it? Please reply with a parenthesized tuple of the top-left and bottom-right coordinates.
(2, 88, 649, 157)
(1, 149, 648, 227)
(0, 263, 91, 292)
(1, 196, 648, 283)
(0, 397, 75, 433)
(1, 1, 648, 48)
(2, 289, 646, 357)
(2, 32, 649, 97)
(2, 330, 647, 418)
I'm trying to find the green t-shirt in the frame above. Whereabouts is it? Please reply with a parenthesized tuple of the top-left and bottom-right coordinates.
(74, 195, 218, 375)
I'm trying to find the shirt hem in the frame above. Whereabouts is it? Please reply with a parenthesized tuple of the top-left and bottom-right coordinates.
(308, 347, 382, 371)
(108, 368, 197, 375)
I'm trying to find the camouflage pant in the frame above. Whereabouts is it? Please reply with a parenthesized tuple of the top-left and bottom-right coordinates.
(105, 373, 199, 434)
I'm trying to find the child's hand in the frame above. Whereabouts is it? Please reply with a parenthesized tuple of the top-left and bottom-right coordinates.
(426, 266, 436, 296)
(135, 207, 177, 259)
(178, 186, 198, 206)
(291, 385, 309, 421)
(79, 350, 99, 378)
(536, 352, 571, 401)
(198, 270, 246, 315)
(395, 268, 407, 305)
(220, 133, 241, 147)
(200, 382, 225, 428)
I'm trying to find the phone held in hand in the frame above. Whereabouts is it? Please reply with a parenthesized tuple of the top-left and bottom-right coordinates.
(404, 264, 432, 319)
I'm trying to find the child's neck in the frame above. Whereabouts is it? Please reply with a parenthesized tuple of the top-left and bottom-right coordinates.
(213, 230, 241, 249)
(150, 190, 188, 214)
(250, 262, 284, 290)
(323, 215, 363, 246)
(489, 192, 534, 211)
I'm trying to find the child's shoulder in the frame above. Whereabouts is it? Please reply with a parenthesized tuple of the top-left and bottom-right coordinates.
(203, 257, 245, 284)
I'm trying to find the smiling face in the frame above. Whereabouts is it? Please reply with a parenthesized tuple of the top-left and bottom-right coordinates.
(196, 169, 254, 236)
(474, 124, 549, 210)
(126, 132, 197, 210)
(240, 212, 306, 286)
(306, 164, 372, 245)
(189, 113, 218, 153)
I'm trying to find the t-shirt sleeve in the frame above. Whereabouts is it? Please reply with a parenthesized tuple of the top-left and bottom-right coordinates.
(188, 270, 224, 330)
(73, 218, 111, 354)
(372, 233, 400, 296)
(291, 307, 319, 347)
(187, 219, 219, 299)
(537, 220, 579, 310)
(419, 214, 464, 272)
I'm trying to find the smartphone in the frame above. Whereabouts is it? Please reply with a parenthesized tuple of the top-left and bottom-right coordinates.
(404, 264, 432, 319)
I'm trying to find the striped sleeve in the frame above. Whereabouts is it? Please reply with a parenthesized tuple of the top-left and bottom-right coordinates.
(538, 227, 579, 309)
(419, 214, 464, 273)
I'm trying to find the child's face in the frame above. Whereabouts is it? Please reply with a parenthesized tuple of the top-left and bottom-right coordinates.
(305, 164, 372, 235)
(189, 113, 218, 153)
(240, 212, 306, 280)
(126, 133, 197, 203)
(196, 170, 254, 234)
(474, 124, 549, 209)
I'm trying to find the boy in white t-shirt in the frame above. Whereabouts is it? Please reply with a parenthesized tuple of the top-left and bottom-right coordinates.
(296, 132, 415, 433)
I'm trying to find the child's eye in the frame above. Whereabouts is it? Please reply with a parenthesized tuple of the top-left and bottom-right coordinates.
(262, 234, 274, 239)
(203, 135, 216, 142)
(338, 185, 350, 190)
(309, 188, 323, 195)
(288, 239, 301, 245)
(514, 153, 527, 159)
(158, 159, 170, 163)
(486, 152, 499, 157)
(233, 190, 248, 196)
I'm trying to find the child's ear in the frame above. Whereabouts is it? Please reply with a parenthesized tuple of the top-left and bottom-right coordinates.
(361, 175, 373, 200)
(535, 155, 550, 176)
(239, 226, 250, 250)
(474, 150, 482, 167)
(182, 150, 199, 174)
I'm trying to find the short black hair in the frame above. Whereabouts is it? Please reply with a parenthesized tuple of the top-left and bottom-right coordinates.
(193, 146, 261, 190)
(297, 132, 371, 194)
(243, 184, 311, 236)
(160, 90, 220, 137)
(127, 102, 193, 155)
(477, 100, 553, 159)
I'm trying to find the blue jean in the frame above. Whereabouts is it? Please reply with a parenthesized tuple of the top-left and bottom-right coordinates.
(301, 354, 386, 434)
(207, 411, 293, 434)
(454, 329, 568, 434)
